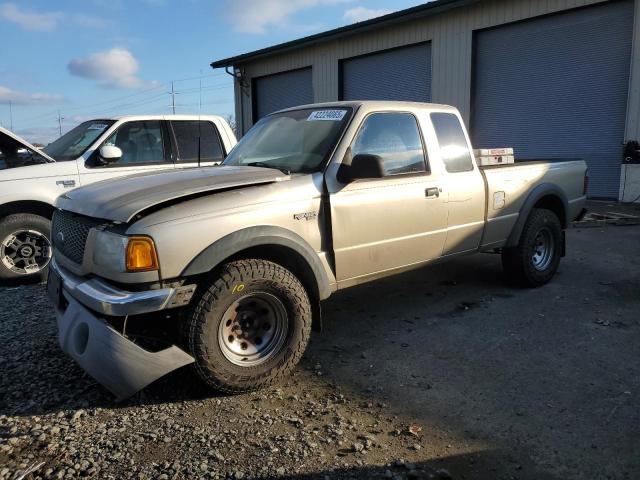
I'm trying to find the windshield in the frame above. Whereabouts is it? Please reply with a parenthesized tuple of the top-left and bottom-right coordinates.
(223, 107, 352, 174)
(43, 120, 114, 161)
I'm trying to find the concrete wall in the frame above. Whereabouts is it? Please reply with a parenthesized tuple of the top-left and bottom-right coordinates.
(231, 0, 640, 199)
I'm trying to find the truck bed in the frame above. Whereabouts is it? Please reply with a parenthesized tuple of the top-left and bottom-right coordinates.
(479, 159, 588, 248)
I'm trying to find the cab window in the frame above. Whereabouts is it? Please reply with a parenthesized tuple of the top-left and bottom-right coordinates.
(351, 113, 427, 176)
(101, 121, 169, 166)
(171, 121, 224, 163)
(430, 113, 474, 173)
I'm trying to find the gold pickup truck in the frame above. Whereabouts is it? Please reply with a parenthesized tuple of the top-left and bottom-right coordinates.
(47, 101, 587, 399)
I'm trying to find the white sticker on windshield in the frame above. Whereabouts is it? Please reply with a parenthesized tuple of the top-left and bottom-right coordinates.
(307, 110, 347, 121)
(88, 123, 109, 130)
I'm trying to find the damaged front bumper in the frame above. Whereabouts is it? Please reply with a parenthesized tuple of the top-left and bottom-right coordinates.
(48, 259, 196, 400)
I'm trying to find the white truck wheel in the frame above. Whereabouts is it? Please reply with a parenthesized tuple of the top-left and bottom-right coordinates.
(0, 213, 52, 281)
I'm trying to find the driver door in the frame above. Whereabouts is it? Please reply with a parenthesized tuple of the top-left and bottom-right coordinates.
(329, 112, 448, 285)
(78, 120, 175, 185)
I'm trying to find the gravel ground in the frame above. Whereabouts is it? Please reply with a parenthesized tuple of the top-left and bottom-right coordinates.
(1, 225, 639, 480)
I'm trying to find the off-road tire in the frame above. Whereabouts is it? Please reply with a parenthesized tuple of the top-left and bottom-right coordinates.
(184, 259, 312, 393)
(0, 213, 51, 282)
(502, 208, 562, 287)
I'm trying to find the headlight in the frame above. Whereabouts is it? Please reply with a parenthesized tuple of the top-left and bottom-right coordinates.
(93, 231, 159, 272)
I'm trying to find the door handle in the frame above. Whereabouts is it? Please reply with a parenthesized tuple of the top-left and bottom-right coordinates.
(425, 187, 440, 198)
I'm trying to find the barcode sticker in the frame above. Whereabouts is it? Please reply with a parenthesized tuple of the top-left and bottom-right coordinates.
(88, 123, 109, 130)
(307, 110, 347, 121)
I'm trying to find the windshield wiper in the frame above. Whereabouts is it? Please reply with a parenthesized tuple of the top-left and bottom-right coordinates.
(246, 162, 291, 175)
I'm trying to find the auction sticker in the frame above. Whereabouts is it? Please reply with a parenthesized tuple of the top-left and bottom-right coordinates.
(307, 110, 347, 121)
(88, 123, 109, 130)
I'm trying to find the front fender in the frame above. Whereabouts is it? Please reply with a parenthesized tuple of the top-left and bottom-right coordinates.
(181, 225, 332, 300)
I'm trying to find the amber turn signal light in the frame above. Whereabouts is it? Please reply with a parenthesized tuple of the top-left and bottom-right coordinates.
(126, 237, 159, 272)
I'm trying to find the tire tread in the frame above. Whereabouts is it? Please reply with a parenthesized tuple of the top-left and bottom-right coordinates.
(184, 259, 311, 394)
(502, 208, 562, 288)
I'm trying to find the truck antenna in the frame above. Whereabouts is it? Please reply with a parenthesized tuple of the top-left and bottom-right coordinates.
(198, 71, 202, 168)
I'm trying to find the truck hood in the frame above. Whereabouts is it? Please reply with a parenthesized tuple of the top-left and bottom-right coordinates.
(0, 126, 56, 167)
(56, 165, 289, 223)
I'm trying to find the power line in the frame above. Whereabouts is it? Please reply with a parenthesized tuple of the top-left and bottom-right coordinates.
(171, 71, 225, 83)
(18, 83, 166, 125)
(18, 72, 228, 125)
(14, 73, 233, 136)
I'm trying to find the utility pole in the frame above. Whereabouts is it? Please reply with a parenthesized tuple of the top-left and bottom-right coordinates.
(170, 81, 176, 114)
(57, 110, 64, 137)
(9, 101, 13, 131)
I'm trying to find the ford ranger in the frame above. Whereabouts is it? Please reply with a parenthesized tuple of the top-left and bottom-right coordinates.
(0, 115, 236, 282)
(46, 101, 587, 399)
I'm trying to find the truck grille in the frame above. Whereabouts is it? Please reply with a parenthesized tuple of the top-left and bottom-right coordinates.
(51, 210, 100, 265)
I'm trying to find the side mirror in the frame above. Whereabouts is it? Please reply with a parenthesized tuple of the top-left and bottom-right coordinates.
(98, 145, 122, 165)
(340, 153, 385, 182)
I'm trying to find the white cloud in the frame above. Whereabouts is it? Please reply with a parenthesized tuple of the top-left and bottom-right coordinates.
(67, 48, 156, 90)
(222, 0, 351, 34)
(0, 85, 63, 105)
(0, 3, 62, 31)
(0, 3, 107, 31)
(343, 6, 390, 23)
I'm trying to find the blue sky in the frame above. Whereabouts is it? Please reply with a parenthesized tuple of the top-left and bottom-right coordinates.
(0, 0, 422, 144)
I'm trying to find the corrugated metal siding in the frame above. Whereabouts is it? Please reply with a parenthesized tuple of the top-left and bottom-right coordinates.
(341, 43, 432, 102)
(253, 68, 313, 121)
(625, 0, 640, 141)
(236, 0, 616, 134)
(471, 0, 634, 198)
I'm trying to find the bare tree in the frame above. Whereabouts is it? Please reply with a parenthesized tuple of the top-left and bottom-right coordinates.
(224, 114, 238, 138)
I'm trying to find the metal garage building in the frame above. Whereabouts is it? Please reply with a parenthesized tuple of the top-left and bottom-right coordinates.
(211, 0, 640, 199)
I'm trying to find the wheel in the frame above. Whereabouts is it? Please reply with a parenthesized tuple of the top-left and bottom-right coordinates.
(502, 208, 562, 287)
(0, 214, 52, 282)
(184, 259, 312, 393)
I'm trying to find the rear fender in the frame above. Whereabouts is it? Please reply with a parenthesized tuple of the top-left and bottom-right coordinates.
(506, 183, 568, 247)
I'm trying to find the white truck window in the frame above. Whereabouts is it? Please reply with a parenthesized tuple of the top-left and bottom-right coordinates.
(103, 121, 168, 165)
(430, 113, 474, 173)
(171, 121, 224, 162)
(351, 113, 427, 176)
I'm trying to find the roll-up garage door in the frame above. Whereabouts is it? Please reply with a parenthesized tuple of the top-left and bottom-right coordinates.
(471, 1, 633, 198)
(341, 43, 432, 102)
(253, 68, 313, 122)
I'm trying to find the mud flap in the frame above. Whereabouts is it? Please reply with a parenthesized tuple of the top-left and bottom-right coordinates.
(56, 294, 194, 400)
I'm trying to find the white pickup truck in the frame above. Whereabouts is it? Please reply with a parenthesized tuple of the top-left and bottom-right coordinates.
(0, 116, 237, 281)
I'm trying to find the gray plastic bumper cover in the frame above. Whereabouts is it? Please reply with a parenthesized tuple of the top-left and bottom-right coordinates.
(55, 294, 194, 400)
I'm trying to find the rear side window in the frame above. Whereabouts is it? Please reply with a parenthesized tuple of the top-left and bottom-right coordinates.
(171, 121, 224, 163)
(351, 113, 427, 176)
(430, 113, 474, 173)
